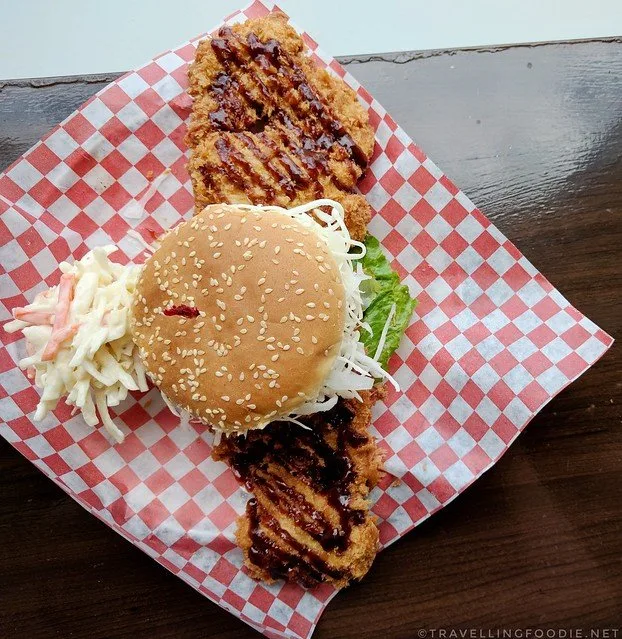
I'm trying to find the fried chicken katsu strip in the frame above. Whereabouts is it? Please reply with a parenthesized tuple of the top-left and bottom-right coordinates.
(186, 12, 374, 240)
(188, 12, 385, 588)
(213, 387, 385, 588)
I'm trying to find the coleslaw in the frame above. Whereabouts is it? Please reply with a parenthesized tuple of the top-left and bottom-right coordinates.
(4, 246, 148, 443)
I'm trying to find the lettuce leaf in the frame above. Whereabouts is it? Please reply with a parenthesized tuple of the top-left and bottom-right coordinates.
(359, 235, 417, 369)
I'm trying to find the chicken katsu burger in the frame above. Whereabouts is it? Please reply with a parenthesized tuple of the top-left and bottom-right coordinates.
(131, 199, 395, 435)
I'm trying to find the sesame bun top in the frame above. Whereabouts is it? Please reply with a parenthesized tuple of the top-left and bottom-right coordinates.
(131, 204, 346, 434)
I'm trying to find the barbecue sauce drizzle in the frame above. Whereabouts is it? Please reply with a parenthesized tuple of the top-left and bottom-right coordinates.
(222, 401, 369, 586)
(201, 26, 366, 203)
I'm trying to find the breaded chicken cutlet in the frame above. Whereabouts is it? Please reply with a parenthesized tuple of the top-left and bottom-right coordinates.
(213, 387, 385, 588)
(186, 12, 374, 241)
(187, 12, 386, 589)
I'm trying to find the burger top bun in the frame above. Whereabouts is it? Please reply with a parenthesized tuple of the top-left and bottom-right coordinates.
(131, 203, 346, 434)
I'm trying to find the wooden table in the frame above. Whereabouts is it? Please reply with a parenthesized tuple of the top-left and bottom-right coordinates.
(1, 39, 621, 638)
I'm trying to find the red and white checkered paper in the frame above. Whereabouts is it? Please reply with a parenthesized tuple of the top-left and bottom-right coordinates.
(0, 2, 613, 637)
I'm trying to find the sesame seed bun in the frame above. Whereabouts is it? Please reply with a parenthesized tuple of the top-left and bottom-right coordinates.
(131, 204, 346, 434)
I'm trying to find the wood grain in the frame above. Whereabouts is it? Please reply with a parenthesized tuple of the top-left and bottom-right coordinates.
(1, 39, 621, 638)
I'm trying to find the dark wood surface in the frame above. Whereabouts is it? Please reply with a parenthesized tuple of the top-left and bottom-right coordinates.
(1, 39, 621, 638)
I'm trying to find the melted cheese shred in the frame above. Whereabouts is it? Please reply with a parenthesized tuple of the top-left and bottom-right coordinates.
(5, 246, 148, 443)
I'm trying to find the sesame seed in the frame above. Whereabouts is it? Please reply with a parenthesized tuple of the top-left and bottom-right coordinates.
(306, 315, 315, 321)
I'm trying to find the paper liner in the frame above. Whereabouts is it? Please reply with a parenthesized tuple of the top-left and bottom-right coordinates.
(0, 2, 613, 637)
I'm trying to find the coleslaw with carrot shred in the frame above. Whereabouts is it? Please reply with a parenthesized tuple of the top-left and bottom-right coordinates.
(4, 246, 148, 443)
